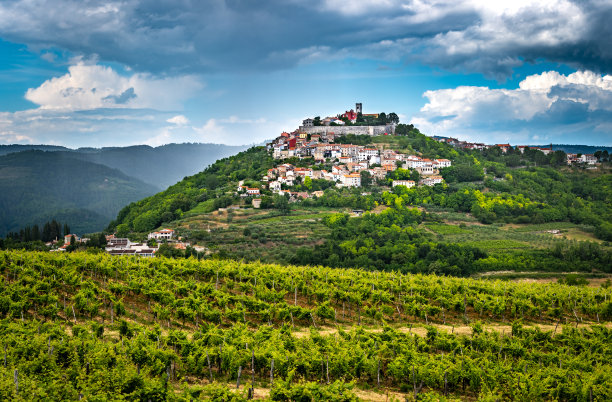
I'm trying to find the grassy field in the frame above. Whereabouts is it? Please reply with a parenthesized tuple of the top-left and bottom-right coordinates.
(174, 206, 341, 263)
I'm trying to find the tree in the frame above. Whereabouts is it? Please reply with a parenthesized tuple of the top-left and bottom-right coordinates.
(360, 171, 372, 187)
(550, 150, 566, 166)
(31, 224, 40, 241)
(313, 116, 321, 126)
(116, 223, 130, 238)
(274, 194, 290, 214)
(63, 224, 70, 236)
(594, 150, 602, 161)
(304, 176, 313, 190)
(377, 112, 387, 125)
(388, 112, 399, 124)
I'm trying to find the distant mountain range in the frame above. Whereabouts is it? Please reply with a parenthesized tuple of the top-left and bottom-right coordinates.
(0, 143, 248, 236)
(0, 143, 248, 189)
(0, 151, 158, 236)
(548, 144, 612, 154)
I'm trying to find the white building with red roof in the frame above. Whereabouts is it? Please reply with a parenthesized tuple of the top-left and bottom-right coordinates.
(148, 229, 174, 240)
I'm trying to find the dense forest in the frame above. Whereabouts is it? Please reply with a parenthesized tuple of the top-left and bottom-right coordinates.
(0, 151, 158, 236)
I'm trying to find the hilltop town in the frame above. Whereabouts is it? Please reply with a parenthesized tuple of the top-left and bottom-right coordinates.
(263, 103, 450, 196)
(12, 103, 609, 260)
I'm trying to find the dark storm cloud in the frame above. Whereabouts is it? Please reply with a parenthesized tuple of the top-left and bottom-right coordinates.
(0, 1, 611, 77)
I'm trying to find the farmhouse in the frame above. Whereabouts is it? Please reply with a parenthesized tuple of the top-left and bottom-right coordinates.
(148, 229, 174, 240)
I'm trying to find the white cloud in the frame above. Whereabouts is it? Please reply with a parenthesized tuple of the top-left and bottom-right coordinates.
(166, 115, 190, 126)
(25, 62, 203, 111)
(321, 0, 400, 16)
(219, 116, 267, 124)
(412, 70, 612, 144)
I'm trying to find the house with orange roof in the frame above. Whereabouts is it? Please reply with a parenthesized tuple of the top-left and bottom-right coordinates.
(148, 228, 174, 240)
(341, 173, 361, 187)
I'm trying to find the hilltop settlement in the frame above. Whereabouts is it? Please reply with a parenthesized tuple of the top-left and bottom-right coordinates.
(11, 102, 610, 259)
(264, 103, 450, 194)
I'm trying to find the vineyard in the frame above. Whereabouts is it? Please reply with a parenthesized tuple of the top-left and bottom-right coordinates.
(0, 250, 611, 400)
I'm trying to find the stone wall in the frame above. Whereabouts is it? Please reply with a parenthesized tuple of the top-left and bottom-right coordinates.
(298, 124, 395, 136)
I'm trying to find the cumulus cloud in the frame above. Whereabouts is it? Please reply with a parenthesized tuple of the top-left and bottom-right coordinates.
(412, 70, 612, 145)
(166, 115, 189, 126)
(24, 62, 202, 111)
(1, 1, 611, 77)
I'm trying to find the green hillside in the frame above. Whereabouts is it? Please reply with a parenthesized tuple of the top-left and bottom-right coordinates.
(0, 250, 610, 400)
(109, 130, 612, 278)
(0, 143, 249, 189)
(0, 150, 158, 236)
(109, 146, 275, 234)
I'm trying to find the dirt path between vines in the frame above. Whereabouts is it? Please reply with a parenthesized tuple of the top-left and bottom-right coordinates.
(291, 321, 612, 339)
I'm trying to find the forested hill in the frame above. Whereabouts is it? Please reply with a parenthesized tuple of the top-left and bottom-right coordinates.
(0, 144, 70, 156)
(107, 129, 612, 279)
(0, 143, 249, 189)
(109, 146, 274, 233)
(0, 150, 158, 236)
(61, 143, 249, 189)
(549, 144, 612, 154)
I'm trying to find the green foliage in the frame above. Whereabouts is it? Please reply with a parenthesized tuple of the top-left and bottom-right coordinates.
(271, 374, 358, 401)
(109, 147, 274, 233)
(0, 250, 610, 400)
(441, 163, 484, 183)
(557, 274, 589, 286)
(0, 150, 158, 236)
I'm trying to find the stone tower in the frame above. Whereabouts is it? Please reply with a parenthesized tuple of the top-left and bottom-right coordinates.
(356, 103, 362, 114)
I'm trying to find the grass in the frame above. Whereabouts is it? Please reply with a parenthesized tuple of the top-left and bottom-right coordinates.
(174, 206, 342, 263)
(464, 239, 530, 250)
(425, 223, 470, 235)
(172, 203, 610, 272)
(563, 227, 605, 243)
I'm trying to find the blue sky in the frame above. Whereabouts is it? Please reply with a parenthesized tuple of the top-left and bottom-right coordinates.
(1, 1, 611, 147)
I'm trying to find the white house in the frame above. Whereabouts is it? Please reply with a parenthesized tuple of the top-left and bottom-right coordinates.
(341, 173, 361, 187)
(269, 181, 282, 191)
(580, 154, 597, 165)
(148, 229, 174, 240)
(417, 165, 435, 175)
(434, 159, 452, 168)
(392, 180, 415, 188)
(421, 176, 444, 186)
(358, 148, 378, 161)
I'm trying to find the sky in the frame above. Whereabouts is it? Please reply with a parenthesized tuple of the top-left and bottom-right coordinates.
(1, 0, 612, 147)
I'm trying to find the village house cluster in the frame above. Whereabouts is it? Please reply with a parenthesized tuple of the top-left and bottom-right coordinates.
(104, 229, 206, 257)
(49, 233, 90, 251)
(433, 136, 599, 165)
(263, 127, 451, 197)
